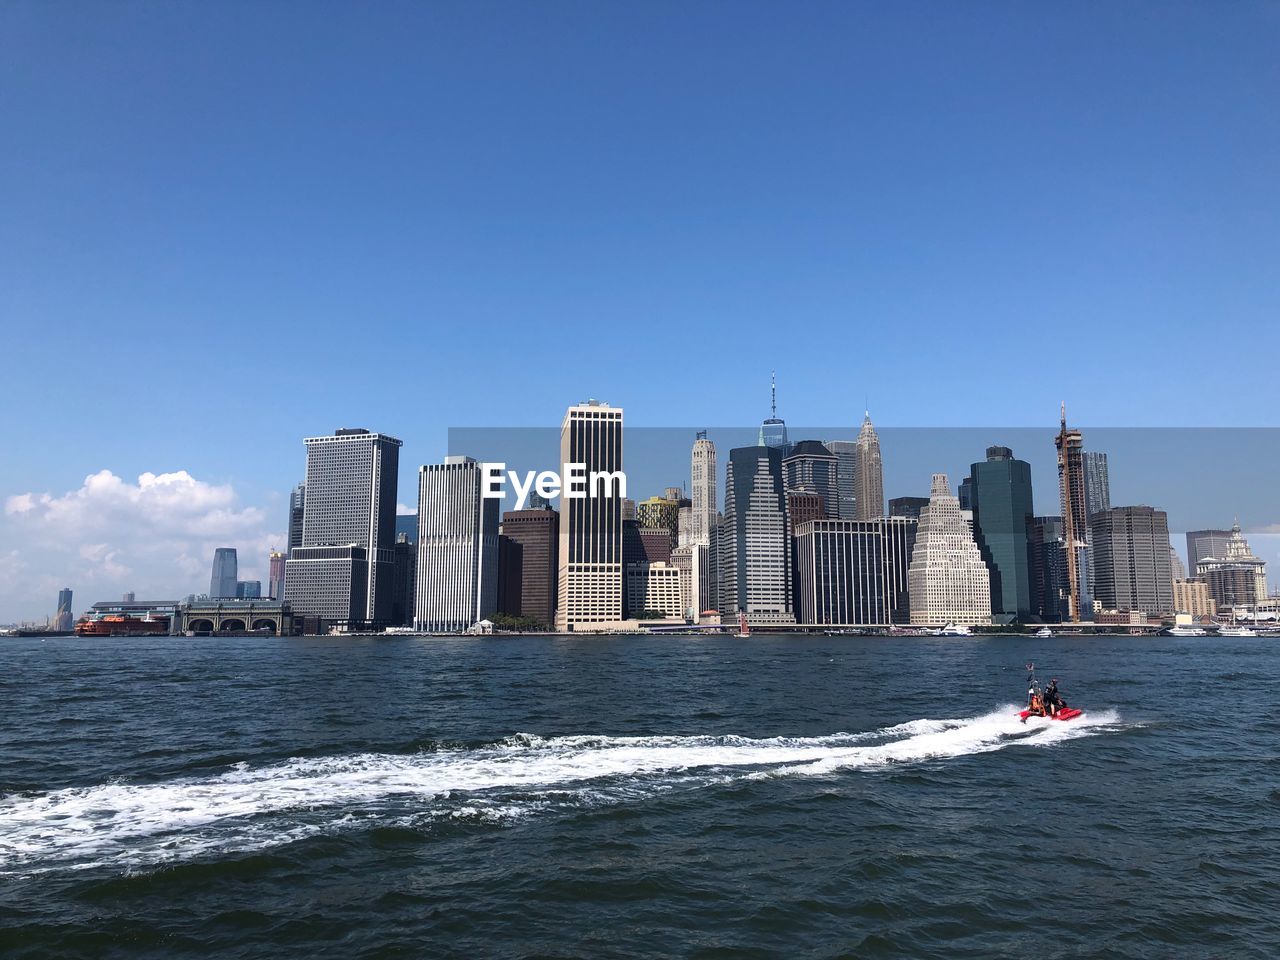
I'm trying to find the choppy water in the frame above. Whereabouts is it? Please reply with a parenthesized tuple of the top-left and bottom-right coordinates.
(1, 634, 1277, 958)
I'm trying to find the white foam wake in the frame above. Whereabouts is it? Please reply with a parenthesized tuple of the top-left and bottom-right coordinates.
(0, 707, 1122, 876)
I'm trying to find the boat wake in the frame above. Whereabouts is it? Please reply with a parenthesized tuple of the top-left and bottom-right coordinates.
(0, 707, 1122, 876)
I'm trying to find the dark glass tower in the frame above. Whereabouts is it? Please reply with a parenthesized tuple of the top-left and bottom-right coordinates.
(782, 440, 838, 519)
(969, 445, 1035, 621)
(210, 547, 238, 599)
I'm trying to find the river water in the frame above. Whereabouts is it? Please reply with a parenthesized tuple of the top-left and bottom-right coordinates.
(1, 634, 1277, 958)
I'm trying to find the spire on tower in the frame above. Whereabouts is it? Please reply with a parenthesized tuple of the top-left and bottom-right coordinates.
(770, 370, 777, 418)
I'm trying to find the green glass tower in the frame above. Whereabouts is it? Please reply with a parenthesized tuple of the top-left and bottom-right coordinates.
(969, 446, 1035, 621)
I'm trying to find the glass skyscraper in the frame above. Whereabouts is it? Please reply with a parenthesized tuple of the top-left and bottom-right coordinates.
(210, 547, 238, 599)
(969, 446, 1035, 621)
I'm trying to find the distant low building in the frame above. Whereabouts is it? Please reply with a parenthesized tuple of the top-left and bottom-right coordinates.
(1173, 579, 1215, 619)
(625, 562, 685, 620)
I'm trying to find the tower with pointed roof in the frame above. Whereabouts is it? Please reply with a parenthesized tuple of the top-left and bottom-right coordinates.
(851, 411, 884, 520)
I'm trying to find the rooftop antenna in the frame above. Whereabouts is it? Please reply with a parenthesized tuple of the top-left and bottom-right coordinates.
(771, 370, 777, 418)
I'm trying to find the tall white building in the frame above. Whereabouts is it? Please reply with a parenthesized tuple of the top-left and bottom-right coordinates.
(852, 412, 885, 520)
(908, 474, 992, 626)
(556, 401, 625, 630)
(690, 432, 718, 617)
(416, 457, 499, 632)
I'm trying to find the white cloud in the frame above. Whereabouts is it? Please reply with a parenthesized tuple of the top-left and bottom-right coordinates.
(396, 502, 416, 515)
(1, 470, 281, 623)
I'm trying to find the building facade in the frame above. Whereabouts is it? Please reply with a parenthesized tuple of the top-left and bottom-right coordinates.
(908, 474, 992, 626)
(1083, 451, 1111, 518)
(1195, 522, 1268, 606)
(1029, 516, 1070, 622)
(498, 507, 559, 628)
(624, 561, 684, 619)
(794, 519, 889, 625)
(416, 457, 500, 632)
(287, 483, 305, 555)
(284, 428, 401, 629)
(389, 533, 417, 627)
(1055, 407, 1090, 621)
(823, 439, 858, 520)
(782, 441, 839, 519)
(968, 446, 1035, 621)
(556, 401, 625, 630)
(1089, 506, 1175, 617)
(690, 432, 719, 618)
(283, 545, 368, 626)
(1186, 529, 1232, 576)
(720, 445, 793, 624)
(1173, 579, 1215, 618)
(55, 588, 74, 632)
(210, 547, 238, 599)
(851, 413, 884, 520)
(889, 496, 930, 520)
(268, 550, 286, 600)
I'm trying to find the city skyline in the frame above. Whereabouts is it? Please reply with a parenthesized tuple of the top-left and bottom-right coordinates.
(5, 413, 1280, 623)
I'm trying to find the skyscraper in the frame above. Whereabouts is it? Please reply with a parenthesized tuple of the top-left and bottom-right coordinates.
(1186, 529, 1232, 575)
(416, 456, 500, 632)
(284, 428, 401, 628)
(390, 533, 417, 627)
(1195, 521, 1267, 606)
(498, 507, 559, 628)
(556, 401, 624, 630)
(757, 371, 789, 451)
(1029, 516, 1069, 622)
(794, 519, 889, 625)
(823, 440, 858, 520)
(268, 550, 286, 600)
(690, 432, 718, 615)
(851, 412, 884, 520)
(287, 483, 306, 555)
(54, 588, 74, 632)
(210, 548, 238, 599)
(1089, 506, 1174, 616)
(782, 440, 839, 519)
(1055, 405, 1089, 621)
(720, 445, 793, 624)
(1083, 451, 1111, 518)
(969, 445, 1035, 621)
(908, 474, 992, 626)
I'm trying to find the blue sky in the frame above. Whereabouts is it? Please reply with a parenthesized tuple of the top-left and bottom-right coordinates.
(2, 2, 1278, 618)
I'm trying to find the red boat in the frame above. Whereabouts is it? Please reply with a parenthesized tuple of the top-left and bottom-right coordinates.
(1019, 707, 1082, 721)
(1019, 662, 1081, 721)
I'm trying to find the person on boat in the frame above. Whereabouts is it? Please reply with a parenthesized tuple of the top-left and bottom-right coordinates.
(1043, 679, 1066, 716)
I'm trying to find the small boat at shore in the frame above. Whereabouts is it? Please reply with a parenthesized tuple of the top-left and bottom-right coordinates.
(934, 623, 973, 637)
(1035, 626, 1054, 638)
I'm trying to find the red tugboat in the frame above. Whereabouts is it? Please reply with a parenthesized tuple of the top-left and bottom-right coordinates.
(1019, 663, 1082, 722)
(75, 614, 170, 637)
